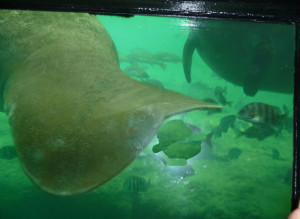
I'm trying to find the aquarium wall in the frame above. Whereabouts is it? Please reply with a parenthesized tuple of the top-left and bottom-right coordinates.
(0, 8, 296, 219)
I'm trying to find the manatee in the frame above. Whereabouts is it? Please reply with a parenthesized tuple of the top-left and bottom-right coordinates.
(0, 10, 220, 195)
(183, 19, 295, 96)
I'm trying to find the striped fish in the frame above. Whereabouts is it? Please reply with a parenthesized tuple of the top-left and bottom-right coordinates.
(237, 102, 288, 125)
(142, 79, 164, 89)
(123, 176, 150, 193)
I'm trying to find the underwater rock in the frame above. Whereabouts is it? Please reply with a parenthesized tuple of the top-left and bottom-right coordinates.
(0, 10, 220, 195)
(183, 19, 294, 96)
(0, 146, 17, 160)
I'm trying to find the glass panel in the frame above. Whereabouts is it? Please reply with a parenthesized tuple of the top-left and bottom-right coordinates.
(0, 10, 295, 218)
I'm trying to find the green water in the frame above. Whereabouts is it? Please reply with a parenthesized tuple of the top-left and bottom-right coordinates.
(0, 13, 295, 218)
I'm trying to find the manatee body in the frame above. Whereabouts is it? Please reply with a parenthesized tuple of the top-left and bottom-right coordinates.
(183, 19, 295, 96)
(0, 10, 219, 195)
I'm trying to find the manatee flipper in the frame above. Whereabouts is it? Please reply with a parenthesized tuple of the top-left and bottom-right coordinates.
(183, 32, 199, 83)
(243, 40, 273, 96)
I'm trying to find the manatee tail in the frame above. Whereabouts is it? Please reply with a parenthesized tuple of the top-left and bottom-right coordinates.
(183, 32, 197, 83)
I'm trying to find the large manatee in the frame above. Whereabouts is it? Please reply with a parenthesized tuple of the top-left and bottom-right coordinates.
(0, 10, 220, 195)
(183, 19, 295, 96)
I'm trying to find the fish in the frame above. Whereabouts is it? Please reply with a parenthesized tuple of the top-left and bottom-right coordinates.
(237, 102, 288, 126)
(142, 79, 164, 88)
(210, 115, 236, 138)
(0, 10, 220, 195)
(123, 64, 149, 79)
(126, 53, 167, 70)
(123, 176, 150, 193)
(235, 123, 276, 140)
(214, 86, 232, 106)
(0, 146, 17, 160)
(219, 115, 236, 132)
(152, 52, 182, 63)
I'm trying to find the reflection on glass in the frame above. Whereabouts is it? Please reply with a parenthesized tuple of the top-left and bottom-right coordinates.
(0, 9, 294, 219)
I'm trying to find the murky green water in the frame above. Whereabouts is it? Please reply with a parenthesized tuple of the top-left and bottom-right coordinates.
(0, 11, 295, 218)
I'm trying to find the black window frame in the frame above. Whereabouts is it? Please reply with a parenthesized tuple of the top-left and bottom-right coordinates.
(1, 0, 300, 211)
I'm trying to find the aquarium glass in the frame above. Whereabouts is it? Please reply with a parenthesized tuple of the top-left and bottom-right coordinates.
(0, 9, 295, 219)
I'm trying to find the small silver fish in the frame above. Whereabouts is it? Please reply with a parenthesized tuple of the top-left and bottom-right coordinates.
(123, 176, 150, 193)
(237, 102, 287, 125)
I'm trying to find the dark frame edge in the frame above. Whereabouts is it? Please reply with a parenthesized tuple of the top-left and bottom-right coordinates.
(0, 1, 300, 24)
(292, 23, 300, 211)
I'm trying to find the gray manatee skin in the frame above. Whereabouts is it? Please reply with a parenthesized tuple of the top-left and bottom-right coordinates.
(183, 19, 295, 96)
(0, 10, 219, 195)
